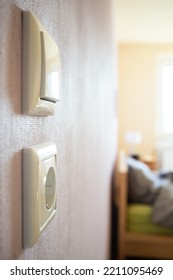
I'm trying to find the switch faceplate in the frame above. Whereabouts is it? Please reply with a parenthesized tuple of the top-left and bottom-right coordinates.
(22, 11, 61, 116)
(23, 143, 57, 248)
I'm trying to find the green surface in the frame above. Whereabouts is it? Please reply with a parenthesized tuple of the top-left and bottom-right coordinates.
(127, 204, 173, 235)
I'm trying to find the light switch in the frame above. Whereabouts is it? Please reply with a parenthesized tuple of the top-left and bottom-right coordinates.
(22, 11, 61, 116)
(23, 143, 57, 248)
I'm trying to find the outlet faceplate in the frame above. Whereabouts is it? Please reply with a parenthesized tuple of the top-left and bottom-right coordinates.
(23, 143, 57, 248)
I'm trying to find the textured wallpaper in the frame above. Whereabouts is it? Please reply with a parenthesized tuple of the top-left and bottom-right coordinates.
(0, 0, 117, 259)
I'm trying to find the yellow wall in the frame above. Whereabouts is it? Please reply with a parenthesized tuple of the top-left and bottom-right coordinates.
(118, 44, 173, 156)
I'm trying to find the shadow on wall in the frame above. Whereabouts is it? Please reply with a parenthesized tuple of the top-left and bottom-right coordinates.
(11, 151, 23, 259)
(0, 151, 24, 260)
(7, 4, 22, 115)
(0, 4, 23, 259)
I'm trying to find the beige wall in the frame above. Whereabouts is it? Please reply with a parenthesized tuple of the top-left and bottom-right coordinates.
(118, 44, 173, 156)
(0, 0, 117, 259)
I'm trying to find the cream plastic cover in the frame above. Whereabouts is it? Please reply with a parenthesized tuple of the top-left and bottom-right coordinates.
(23, 143, 57, 248)
(22, 11, 61, 116)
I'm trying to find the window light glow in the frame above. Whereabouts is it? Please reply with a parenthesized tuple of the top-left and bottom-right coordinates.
(162, 65, 173, 133)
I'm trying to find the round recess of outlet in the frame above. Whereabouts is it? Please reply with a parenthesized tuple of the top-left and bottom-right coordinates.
(45, 166, 56, 210)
